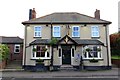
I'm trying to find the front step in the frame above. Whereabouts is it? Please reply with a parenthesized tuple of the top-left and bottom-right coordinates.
(60, 65, 76, 71)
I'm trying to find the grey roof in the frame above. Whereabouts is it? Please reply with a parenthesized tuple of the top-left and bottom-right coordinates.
(22, 12, 111, 24)
(0, 36, 23, 44)
(74, 39, 104, 45)
(29, 39, 51, 45)
(29, 38, 104, 45)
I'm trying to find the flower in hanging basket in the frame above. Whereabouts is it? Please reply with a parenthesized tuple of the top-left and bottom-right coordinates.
(97, 48, 101, 52)
(42, 48, 47, 52)
(36, 58, 44, 64)
(89, 59, 98, 63)
(86, 48, 92, 52)
(32, 48, 37, 52)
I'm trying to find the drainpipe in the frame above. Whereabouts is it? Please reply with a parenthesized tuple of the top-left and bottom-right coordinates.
(105, 25, 109, 67)
(23, 25, 27, 68)
(50, 22, 53, 67)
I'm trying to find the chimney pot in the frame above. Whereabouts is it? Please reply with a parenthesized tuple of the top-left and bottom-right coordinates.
(94, 9, 100, 19)
(29, 8, 36, 20)
(32, 8, 36, 19)
(29, 9, 32, 20)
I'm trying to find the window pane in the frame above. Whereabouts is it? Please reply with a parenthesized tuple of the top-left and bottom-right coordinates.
(88, 52, 93, 58)
(16, 46, 20, 48)
(84, 52, 87, 58)
(73, 32, 79, 37)
(93, 51, 98, 57)
(15, 49, 20, 53)
(54, 32, 60, 37)
(47, 52, 49, 57)
(59, 49, 61, 57)
(73, 27, 78, 31)
(35, 27, 41, 31)
(36, 52, 40, 57)
(72, 48, 74, 57)
(41, 52, 45, 57)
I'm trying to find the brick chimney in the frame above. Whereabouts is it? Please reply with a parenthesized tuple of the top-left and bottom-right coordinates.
(94, 9, 100, 19)
(29, 8, 36, 20)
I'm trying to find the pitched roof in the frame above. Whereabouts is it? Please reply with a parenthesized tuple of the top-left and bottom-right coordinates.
(29, 38, 104, 45)
(0, 36, 23, 44)
(29, 39, 51, 45)
(73, 39, 104, 45)
(22, 12, 111, 24)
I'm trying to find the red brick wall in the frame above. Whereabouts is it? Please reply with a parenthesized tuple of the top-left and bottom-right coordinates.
(0, 60, 7, 69)
(7, 44, 23, 61)
(111, 59, 120, 68)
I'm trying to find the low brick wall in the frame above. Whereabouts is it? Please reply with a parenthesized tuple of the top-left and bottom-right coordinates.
(0, 60, 7, 69)
(111, 59, 120, 68)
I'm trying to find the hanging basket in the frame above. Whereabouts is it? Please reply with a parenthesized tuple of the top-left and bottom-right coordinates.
(89, 59, 98, 63)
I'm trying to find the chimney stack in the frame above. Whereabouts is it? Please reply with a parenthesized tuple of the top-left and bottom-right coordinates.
(29, 8, 36, 20)
(94, 9, 100, 19)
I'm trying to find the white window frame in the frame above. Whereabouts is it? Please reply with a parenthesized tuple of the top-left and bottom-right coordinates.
(31, 45, 51, 59)
(53, 26, 61, 37)
(34, 26, 42, 37)
(83, 45, 102, 59)
(72, 26, 80, 37)
(14, 44, 20, 53)
(91, 26, 99, 37)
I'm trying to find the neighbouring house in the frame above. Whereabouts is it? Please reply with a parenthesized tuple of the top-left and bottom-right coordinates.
(22, 8, 112, 71)
(0, 36, 23, 61)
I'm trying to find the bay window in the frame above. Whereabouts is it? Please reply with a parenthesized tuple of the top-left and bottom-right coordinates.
(83, 45, 102, 59)
(32, 45, 50, 59)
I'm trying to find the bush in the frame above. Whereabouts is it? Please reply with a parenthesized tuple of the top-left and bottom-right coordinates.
(0, 44, 9, 61)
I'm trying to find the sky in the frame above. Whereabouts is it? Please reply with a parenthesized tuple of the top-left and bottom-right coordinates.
(0, 0, 119, 38)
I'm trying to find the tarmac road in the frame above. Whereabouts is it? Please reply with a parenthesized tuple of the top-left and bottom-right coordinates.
(1, 68, 120, 80)
(1, 77, 119, 80)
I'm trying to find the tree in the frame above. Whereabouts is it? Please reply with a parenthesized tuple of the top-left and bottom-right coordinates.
(110, 33, 120, 56)
(0, 44, 9, 61)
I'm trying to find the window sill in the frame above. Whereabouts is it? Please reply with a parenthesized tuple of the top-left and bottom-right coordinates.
(31, 57, 51, 60)
(91, 36, 100, 38)
(83, 58, 103, 61)
(72, 37, 80, 38)
(52, 37, 61, 38)
(33, 37, 42, 38)
(14, 52, 20, 54)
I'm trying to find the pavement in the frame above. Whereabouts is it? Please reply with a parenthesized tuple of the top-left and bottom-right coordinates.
(1, 68, 119, 78)
(0, 61, 120, 79)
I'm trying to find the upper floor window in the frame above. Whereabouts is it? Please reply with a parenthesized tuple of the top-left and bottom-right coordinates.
(14, 44, 20, 53)
(72, 26, 80, 37)
(91, 26, 99, 37)
(34, 26, 41, 37)
(53, 26, 61, 37)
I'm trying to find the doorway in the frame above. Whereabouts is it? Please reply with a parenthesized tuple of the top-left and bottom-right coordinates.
(62, 45, 71, 65)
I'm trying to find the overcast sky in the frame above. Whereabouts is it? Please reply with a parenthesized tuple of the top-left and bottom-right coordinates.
(0, 0, 119, 38)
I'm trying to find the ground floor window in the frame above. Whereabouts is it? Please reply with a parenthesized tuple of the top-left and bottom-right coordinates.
(14, 44, 20, 53)
(32, 45, 50, 59)
(83, 45, 102, 59)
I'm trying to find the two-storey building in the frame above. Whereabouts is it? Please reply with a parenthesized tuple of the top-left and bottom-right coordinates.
(22, 8, 111, 71)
